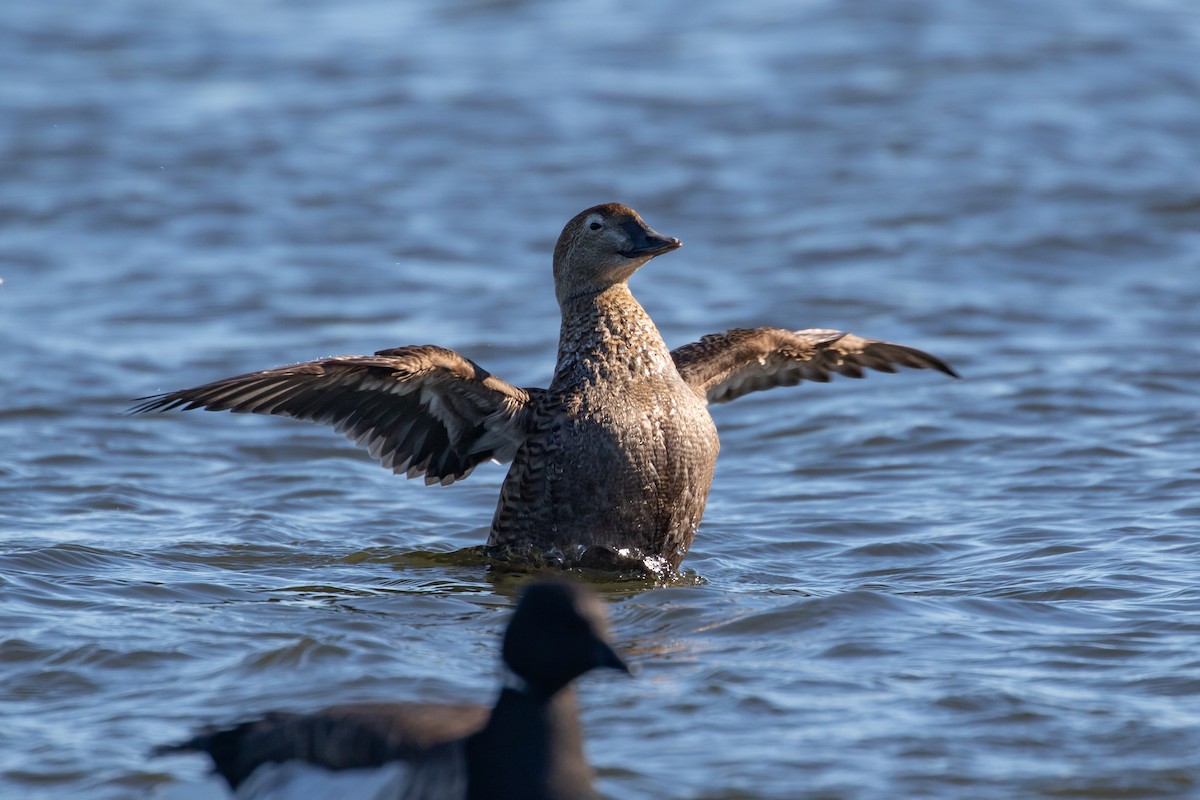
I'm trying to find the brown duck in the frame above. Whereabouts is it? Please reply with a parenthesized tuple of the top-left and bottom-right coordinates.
(134, 203, 957, 574)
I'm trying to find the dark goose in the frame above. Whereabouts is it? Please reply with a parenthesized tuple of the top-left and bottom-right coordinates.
(157, 580, 630, 799)
(134, 203, 957, 574)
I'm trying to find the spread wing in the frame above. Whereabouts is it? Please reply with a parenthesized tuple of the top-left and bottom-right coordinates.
(157, 702, 487, 791)
(671, 327, 958, 404)
(131, 345, 540, 485)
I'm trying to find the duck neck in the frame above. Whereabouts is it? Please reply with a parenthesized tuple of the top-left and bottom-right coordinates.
(466, 686, 594, 800)
(552, 283, 675, 389)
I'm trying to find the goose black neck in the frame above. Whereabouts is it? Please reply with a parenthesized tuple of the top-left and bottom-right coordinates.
(465, 687, 595, 800)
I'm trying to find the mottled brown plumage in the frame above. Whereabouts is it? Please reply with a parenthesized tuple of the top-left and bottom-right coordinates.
(671, 327, 956, 404)
(134, 203, 956, 573)
(132, 346, 536, 486)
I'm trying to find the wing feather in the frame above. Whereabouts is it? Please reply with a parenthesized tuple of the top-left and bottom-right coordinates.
(671, 327, 957, 404)
(158, 702, 487, 791)
(132, 346, 538, 485)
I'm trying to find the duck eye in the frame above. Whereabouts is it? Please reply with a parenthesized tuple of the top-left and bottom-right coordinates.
(589, 222, 602, 231)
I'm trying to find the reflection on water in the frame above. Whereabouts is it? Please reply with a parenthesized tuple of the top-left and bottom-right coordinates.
(2, 0, 1200, 797)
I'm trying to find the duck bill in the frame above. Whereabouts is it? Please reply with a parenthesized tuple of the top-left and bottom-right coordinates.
(619, 220, 682, 259)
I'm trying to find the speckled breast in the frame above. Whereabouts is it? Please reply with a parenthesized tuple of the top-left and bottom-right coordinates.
(488, 372, 719, 572)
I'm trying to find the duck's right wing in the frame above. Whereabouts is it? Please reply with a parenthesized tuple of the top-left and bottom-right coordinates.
(131, 345, 540, 485)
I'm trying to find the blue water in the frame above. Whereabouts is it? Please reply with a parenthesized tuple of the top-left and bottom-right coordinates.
(2, 1, 1199, 797)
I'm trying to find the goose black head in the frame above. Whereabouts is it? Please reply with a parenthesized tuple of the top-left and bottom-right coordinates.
(502, 580, 629, 697)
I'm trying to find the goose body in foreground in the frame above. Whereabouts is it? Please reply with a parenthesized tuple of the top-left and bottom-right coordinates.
(135, 203, 957, 574)
(157, 580, 629, 799)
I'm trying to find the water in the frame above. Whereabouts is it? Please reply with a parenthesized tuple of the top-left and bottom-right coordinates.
(2, 0, 1199, 797)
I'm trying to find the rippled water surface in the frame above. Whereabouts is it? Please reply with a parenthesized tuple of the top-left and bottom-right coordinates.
(3, 1, 1200, 797)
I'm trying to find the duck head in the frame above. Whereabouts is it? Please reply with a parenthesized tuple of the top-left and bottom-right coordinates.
(553, 203, 681, 305)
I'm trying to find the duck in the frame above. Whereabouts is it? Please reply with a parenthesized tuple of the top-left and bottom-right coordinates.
(156, 580, 630, 799)
(134, 203, 957, 575)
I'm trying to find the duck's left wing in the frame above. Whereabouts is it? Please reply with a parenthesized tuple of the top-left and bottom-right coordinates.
(671, 327, 958, 404)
